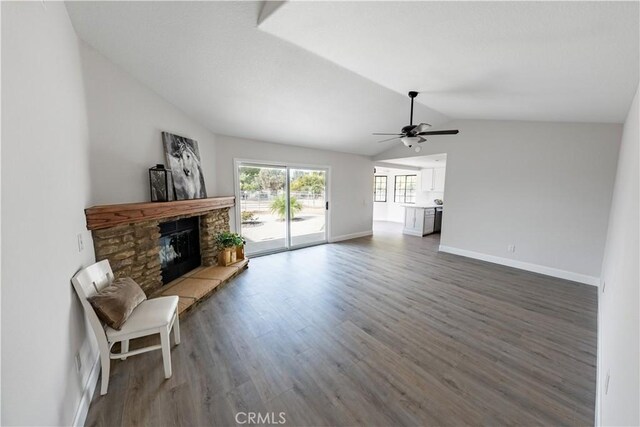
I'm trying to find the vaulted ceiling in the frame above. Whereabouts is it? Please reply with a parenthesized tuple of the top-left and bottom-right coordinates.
(261, 1, 639, 124)
(66, 1, 638, 156)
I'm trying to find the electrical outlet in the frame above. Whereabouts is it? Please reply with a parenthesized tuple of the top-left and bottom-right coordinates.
(507, 244, 516, 253)
(605, 369, 611, 394)
(75, 352, 82, 373)
(77, 233, 84, 252)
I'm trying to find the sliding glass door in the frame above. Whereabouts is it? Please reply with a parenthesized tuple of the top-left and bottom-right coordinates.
(289, 168, 327, 248)
(236, 162, 328, 256)
(237, 164, 288, 254)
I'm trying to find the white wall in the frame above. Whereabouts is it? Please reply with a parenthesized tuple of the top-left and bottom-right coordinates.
(79, 42, 374, 243)
(375, 120, 622, 284)
(1, 3, 97, 425)
(214, 134, 374, 240)
(78, 41, 217, 205)
(597, 86, 639, 426)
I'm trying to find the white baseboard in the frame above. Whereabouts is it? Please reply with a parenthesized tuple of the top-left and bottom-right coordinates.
(72, 355, 100, 427)
(438, 245, 600, 286)
(329, 230, 373, 243)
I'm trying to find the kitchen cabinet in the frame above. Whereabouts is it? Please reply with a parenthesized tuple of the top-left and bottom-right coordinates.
(420, 168, 445, 192)
(421, 168, 434, 191)
(433, 168, 446, 191)
(403, 206, 436, 236)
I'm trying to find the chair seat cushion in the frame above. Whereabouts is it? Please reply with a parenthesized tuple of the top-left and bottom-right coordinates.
(105, 296, 179, 341)
(88, 277, 147, 330)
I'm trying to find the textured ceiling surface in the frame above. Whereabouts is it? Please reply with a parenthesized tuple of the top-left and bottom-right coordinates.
(67, 2, 639, 156)
(66, 1, 447, 156)
(261, 1, 639, 124)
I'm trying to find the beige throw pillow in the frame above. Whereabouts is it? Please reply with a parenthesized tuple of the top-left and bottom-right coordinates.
(88, 277, 147, 330)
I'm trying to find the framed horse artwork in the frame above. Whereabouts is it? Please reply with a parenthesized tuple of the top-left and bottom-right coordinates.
(162, 132, 207, 200)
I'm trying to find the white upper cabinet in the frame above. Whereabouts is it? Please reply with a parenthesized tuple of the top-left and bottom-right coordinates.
(421, 168, 434, 191)
(421, 168, 445, 192)
(433, 168, 446, 191)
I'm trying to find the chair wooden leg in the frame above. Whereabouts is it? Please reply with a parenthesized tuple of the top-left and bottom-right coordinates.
(120, 340, 129, 360)
(100, 352, 110, 395)
(160, 328, 172, 379)
(173, 311, 181, 345)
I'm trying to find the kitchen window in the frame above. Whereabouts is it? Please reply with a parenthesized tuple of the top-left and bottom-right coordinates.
(373, 176, 387, 202)
(394, 175, 417, 204)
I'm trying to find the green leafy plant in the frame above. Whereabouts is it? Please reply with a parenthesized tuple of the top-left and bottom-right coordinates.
(270, 195, 302, 220)
(231, 233, 244, 247)
(215, 232, 243, 249)
(215, 232, 235, 249)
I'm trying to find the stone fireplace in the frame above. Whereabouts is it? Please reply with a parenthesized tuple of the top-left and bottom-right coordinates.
(85, 197, 234, 296)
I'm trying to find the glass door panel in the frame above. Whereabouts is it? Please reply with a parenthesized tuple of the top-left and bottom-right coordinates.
(289, 168, 327, 247)
(238, 164, 287, 255)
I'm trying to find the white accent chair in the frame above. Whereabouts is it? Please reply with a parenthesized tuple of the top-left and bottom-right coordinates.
(71, 260, 180, 395)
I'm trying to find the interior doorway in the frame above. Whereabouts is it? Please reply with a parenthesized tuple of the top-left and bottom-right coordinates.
(372, 153, 447, 235)
(235, 161, 329, 256)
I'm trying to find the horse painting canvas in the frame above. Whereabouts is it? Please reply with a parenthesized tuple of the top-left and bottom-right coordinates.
(162, 132, 207, 200)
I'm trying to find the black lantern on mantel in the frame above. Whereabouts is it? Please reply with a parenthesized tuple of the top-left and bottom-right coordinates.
(149, 164, 175, 202)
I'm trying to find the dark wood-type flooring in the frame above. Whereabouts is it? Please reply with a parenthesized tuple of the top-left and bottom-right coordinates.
(86, 222, 597, 426)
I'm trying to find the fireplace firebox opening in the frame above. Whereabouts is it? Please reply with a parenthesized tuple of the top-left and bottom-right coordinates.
(159, 217, 201, 284)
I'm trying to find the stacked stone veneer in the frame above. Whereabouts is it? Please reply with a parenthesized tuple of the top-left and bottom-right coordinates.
(92, 207, 230, 296)
(199, 208, 231, 267)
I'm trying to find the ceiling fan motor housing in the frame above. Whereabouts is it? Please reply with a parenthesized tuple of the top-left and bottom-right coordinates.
(402, 124, 416, 134)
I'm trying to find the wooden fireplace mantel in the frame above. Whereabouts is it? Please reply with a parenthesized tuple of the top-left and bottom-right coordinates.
(85, 196, 235, 230)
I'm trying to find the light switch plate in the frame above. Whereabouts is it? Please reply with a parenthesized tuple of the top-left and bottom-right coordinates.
(75, 352, 82, 373)
(77, 233, 84, 252)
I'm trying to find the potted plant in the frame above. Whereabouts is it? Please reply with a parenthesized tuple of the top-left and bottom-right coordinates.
(215, 232, 246, 266)
(215, 232, 236, 266)
(233, 234, 246, 261)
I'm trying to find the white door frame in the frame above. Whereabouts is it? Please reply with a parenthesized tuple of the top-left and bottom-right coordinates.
(233, 158, 331, 256)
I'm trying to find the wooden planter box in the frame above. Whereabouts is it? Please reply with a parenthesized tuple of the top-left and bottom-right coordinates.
(218, 246, 245, 266)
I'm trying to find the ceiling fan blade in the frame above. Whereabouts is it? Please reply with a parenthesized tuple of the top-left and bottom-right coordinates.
(372, 133, 403, 136)
(412, 123, 432, 134)
(377, 136, 402, 143)
(416, 130, 459, 136)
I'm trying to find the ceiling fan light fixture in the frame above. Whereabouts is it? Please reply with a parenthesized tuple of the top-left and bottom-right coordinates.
(401, 136, 421, 147)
